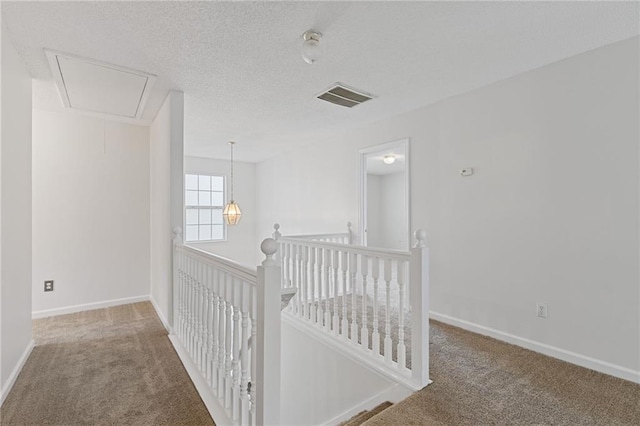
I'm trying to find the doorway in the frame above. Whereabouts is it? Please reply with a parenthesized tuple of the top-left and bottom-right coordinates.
(359, 139, 410, 251)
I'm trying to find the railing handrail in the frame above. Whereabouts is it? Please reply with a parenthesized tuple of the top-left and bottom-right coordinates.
(176, 243, 258, 283)
(284, 232, 350, 240)
(277, 236, 411, 262)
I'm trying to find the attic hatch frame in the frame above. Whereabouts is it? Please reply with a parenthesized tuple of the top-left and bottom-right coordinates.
(45, 49, 157, 121)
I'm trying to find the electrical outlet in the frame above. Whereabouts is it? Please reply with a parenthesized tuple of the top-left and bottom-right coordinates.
(536, 303, 547, 319)
(44, 280, 54, 292)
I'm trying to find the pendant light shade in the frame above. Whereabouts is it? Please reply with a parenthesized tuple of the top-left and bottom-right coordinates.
(223, 200, 242, 225)
(223, 141, 241, 225)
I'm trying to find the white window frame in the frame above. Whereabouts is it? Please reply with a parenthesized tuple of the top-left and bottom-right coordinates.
(184, 173, 227, 243)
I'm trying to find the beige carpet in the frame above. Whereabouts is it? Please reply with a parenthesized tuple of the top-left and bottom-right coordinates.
(3, 302, 639, 425)
(0, 302, 214, 426)
(362, 320, 640, 426)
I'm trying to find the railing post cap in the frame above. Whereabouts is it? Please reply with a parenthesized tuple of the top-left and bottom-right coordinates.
(414, 229, 427, 248)
(173, 226, 183, 235)
(273, 223, 280, 231)
(347, 221, 352, 228)
(261, 238, 278, 257)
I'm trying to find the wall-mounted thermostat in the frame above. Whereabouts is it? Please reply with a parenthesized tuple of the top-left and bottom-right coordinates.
(460, 168, 474, 176)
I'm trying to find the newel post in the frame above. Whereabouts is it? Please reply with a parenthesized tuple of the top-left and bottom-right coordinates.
(256, 238, 282, 426)
(346, 221, 353, 245)
(410, 229, 430, 388)
(171, 226, 182, 333)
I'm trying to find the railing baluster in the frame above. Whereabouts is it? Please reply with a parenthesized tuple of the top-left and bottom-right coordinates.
(350, 252, 358, 346)
(361, 255, 369, 351)
(217, 275, 226, 395)
(397, 260, 407, 369)
(232, 283, 241, 420)
(212, 268, 220, 391)
(206, 265, 214, 386)
(383, 258, 393, 364)
(293, 244, 300, 316)
(372, 257, 380, 357)
(332, 249, 340, 335)
(189, 257, 196, 358)
(315, 246, 323, 326)
(240, 307, 250, 426)
(225, 295, 233, 409)
(323, 248, 331, 331)
(301, 245, 308, 320)
(309, 246, 316, 323)
(250, 316, 257, 426)
(341, 251, 348, 338)
(197, 262, 204, 371)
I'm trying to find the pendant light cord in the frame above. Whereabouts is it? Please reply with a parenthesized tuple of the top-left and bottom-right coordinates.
(230, 141, 234, 201)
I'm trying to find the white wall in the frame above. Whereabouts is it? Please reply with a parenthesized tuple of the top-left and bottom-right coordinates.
(257, 37, 640, 379)
(150, 91, 184, 328)
(31, 110, 150, 314)
(1, 24, 33, 397)
(380, 172, 408, 250)
(185, 156, 258, 268)
(366, 174, 383, 248)
(367, 172, 408, 250)
(281, 319, 409, 426)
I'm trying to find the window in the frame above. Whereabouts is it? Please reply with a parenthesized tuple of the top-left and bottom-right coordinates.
(185, 174, 225, 242)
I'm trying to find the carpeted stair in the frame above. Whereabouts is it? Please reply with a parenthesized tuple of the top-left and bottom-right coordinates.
(339, 401, 393, 426)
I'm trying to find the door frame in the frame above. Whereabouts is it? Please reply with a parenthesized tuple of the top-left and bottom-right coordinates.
(358, 138, 411, 250)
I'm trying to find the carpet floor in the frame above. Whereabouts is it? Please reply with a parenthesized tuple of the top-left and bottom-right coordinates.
(0, 302, 214, 426)
(2, 302, 639, 425)
(362, 320, 640, 426)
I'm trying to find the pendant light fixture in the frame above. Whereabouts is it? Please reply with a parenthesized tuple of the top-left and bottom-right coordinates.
(223, 141, 242, 225)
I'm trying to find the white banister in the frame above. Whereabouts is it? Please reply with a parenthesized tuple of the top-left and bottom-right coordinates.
(273, 223, 430, 391)
(172, 235, 291, 425)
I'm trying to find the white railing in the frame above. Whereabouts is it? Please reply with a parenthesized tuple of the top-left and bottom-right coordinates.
(273, 224, 429, 390)
(273, 222, 353, 245)
(172, 230, 286, 426)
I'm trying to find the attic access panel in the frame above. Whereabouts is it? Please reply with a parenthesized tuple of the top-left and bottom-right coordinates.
(45, 50, 156, 120)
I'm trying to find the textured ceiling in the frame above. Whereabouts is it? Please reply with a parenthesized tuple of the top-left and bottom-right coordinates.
(2, 1, 638, 162)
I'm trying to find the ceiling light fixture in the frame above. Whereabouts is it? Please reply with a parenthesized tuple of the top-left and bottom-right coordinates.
(301, 29, 322, 64)
(223, 141, 242, 225)
(383, 155, 396, 165)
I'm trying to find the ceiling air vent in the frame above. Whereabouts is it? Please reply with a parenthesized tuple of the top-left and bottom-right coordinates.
(317, 83, 375, 108)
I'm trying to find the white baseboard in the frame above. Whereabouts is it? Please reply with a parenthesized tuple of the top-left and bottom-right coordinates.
(0, 339, 35, 407)
(150, 297, 171, 333)
(430, 311, 640, 384)
(32, 295, 150, 319)
(168, 334, 232, 425)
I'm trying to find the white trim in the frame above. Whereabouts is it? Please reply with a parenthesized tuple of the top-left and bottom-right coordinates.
(282, 313, 426, 391)
(168, 334, 232, 425)
(32, 295, 150, 319)
(320, 383, 409, 426)
(0, 339, 35, 407)
(44, 49, 156, 121)
(430, 311, 640, 384)
(150, 296, 171, 333)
